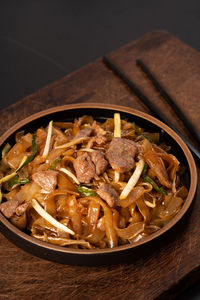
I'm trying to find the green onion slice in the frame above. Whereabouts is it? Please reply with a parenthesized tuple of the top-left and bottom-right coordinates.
(8, 175, 29, 188)
(77, 185, 98, 197)
(17, 134, 37, 172)
(49, 157, 61, 170)
(142, 163, 167, 195)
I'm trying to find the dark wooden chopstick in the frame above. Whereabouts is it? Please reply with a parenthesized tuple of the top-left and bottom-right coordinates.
(103, 55, 200, 161)
(136, 59, 200, 145)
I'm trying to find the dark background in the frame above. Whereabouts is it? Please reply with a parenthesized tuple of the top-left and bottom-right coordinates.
(0, 1, 200, 299)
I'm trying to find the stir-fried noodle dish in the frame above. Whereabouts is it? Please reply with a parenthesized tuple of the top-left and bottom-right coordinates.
(0, 114, 188, 249)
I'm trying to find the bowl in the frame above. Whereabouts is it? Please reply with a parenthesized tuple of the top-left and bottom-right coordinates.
(0, 103, 197, 265)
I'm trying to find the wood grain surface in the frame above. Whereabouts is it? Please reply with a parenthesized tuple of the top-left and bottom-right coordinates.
(0, 31, 199, 300)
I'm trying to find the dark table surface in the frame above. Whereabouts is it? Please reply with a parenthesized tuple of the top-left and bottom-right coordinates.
(1, 1, 200, 299)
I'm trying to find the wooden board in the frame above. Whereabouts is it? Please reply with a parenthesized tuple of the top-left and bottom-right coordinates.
(0, 31, 199, 300)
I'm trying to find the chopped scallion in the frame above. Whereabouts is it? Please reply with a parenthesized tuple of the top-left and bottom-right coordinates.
(17, 134, 37, 171)
(143, 135, 153, 143)
(77, 185, 98, 197)
(8, 175, 29, 188)
(142, 163, 167, 195)
(49, 157, 61, 170)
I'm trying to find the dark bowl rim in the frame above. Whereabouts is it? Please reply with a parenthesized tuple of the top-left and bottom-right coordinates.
(0, 103, 197, 255)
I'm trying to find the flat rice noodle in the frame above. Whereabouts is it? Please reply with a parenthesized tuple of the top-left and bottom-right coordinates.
(0, 156, 10, 173)
(57, 219, 70, 238)
(61, 155, 75, 168)
(31, 162, 49, 174)
(53, 126, 69, 140)
(10, 212, 27, 229)
(162, 194, 173, 207)
(5, 187, 20, 201)
(121, 121, 133, 130)
(34, 192, 46, 206)
(77, 201, 88, 216)
(78, 197, 90, 206)
(86, 196, 118, 248)
(107, 169, 115, 181)
(110, 181, 127, 193)
(140, 138, 152, 153)
(87, 201, 100, 228)
(175, 186, 188, 199)
(53, 122, 74, 129)
(159, 196, 183, 219)
(32, 234, 93, 249)
(119, 222, 145, 240)
(144, 132, 160, 143)
(32, 215, 69, 237)
(46, 189, 79, 199)
(113, 210, 145, 239)
(129, 233, 146, 243)
(147, 168, 157, 180)
(153, 144, 167, 154)
(144, 146, 172, 188)
(57, 172, 76, 191)
(97, 216, 105, 231)
(78, 115, 94, 126)
(26, 207, 40, 231)
(15, 131, 25, 143)
(84, 228, 105, 244)
(46, 148, 64, 165)
(130, 210, 143, 224)
(68, 195, 82, 235)
(159, 153, 179, 181)
(45, 196, 57, 217)
(150, 216, 173, 227)
(6, 143, 25, 169)
(121, 129, 135, 139)
(46, 189, 79, 219)
(32, 155, 46, 166)
(31, 217, 57, 235)
(136, 197, 151, 224)
(119, 186, 150, 208)
(129, 203, 136, 216)
(119, 207, 130, 223)
(54, 131, 69, 146)
(20, 133, 33, 150)
(151, 204, 165, 220)
(63, 149, 75, 156)
(118, 215, 126, 228)
(35, 128, 47, 153)
(144, 224, 160, 234)
(15, 181, 41, 204)
(56, 197, 69, 219)
(102, 118, 114, 131)
(72, 119, 80, 136)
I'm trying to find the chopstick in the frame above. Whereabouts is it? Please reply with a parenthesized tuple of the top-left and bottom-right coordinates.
(103, 56, 200, 161)
(136, 59, 200, 145)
